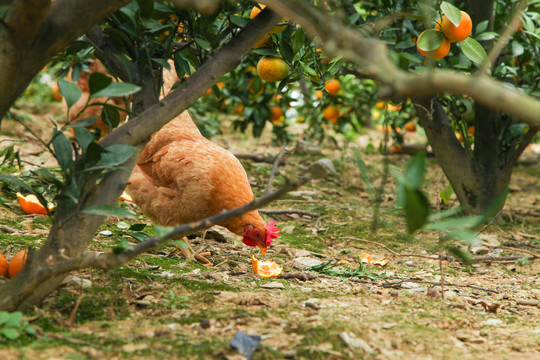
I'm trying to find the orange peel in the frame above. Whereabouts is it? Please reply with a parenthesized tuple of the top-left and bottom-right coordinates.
(252, 255, 283, 278)
(16, 192, 54, 215)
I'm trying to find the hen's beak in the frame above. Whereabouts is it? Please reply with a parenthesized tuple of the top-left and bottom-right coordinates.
(257, 244, 267, 255)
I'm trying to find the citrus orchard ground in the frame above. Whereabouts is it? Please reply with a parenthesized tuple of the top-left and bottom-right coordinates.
(0, 105, 540, 359)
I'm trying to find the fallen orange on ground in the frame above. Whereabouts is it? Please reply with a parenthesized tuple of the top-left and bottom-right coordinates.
(252, 255, 283, 278)
(16, 193, 54, 215)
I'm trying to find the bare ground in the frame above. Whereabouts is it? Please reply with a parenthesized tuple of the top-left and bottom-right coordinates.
(1, 105, 540, 359)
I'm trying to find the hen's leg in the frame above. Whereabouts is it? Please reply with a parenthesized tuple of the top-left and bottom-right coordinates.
(175, 237, 212, 265)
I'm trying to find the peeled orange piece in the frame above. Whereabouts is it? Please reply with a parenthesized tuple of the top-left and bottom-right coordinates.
(0, 252, 8, 278)
(8, 249, 28, 278)
(252, 255, 283, 278)
(16, 192, 54, 215)
(119, 191, 133, 202)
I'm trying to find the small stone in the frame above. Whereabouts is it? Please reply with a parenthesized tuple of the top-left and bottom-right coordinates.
(99, 230, 113, 236)
(481, 318, 503, 327)
(294, 256, 323, 268)
(382, 323, 398, 330)
(69, 276, 92, 288)
(200, 318, 211, 329)
(260, 281, 285, 290)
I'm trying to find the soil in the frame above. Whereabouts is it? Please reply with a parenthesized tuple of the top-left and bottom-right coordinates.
(0, 102, 539, 360)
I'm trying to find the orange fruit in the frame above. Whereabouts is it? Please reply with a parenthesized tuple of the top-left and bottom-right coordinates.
(467, 126, 475, 136)
(436, 11, 472, 43)
(390, 144, 403, 154)
(257, 56, 289, 82)
(323, 105, 340, 124)
(386, 104, 402, 111)
(234, 104, 244, 115)
(250, 4, 286, 33)
(375, 101, 385, 110)
(416, 30, 450, 59)
(315, 90, 323, 99)
(8, 250, 28, 279)
(16, 192, 54, 215)
(269, 106, 283, 124)
(51, 85, 62, 101)
(405, 122, 417, 132)
(324, 78, 340, 95)
(0, 253, 8, 278)
(252, 255, 283, 278)
(455, 132, 464, 142)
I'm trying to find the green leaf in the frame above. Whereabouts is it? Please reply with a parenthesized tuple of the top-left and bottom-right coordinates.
(73, 127, 93, 151)
(0, 312, 9, 325)
(52, 129, 74, 172)
(58, 79, 82, 109)
(193, 34, 212, 51)
(70, 116, 97, 128)
(98, 144, 136, 166)
(0, 174, 33, 193)
(24, 325, 36, 335)
(279, 39, 294, 63)
(101, 105, 120, 129)
(154, 225, 175, 238)
(113, 238, 134, 254)
(459, 37, 487, 65)
(292, 29, 305, 55)
(440, 2, 462, 27)
(353, 148, 374, 201)
(81, 205, 137, 219)
(405, 151, 426, 189)
(475, 20, 489, 35)
(129, 223, 147, 231)
(90, 82, 141, 99)
(426, 215, 484, 231)
(136, 0, 154, 18)
(439, 184, 454, 206)
(5, 312, 23, 327)
(403, 187, 430, 233)
(445, 230, 481, 246)
(2, 328, 19, 340)
(447, 246, 473, 264)
(511, 40, 524, 57)
(417, 29, 444, 51)
(89, 73, 113, 96)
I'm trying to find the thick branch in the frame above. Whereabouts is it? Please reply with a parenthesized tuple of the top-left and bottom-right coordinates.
(3, 0, 51, 42)
(261, 0, 540, 128)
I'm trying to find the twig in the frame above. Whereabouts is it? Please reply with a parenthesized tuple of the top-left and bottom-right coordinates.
(476, 208, 504, 235)
(259, 208, 320, 218)
(384, 278, 499, 294)
(479, 0, 528, 75)
(233, 152, 285, 164)
(498, 245, 539, 258)
(65, 293, 83, 328)
(265, 143, 290, 195)
(473, 255, 538, 263)
(341, 237, 440, 260)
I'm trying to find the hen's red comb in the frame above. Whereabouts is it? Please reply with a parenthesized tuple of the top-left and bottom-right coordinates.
(264, 221, 280, 246)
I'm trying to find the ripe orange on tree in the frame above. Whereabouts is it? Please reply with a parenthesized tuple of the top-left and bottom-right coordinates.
(252, 255, 283, 278)
(436, 11, 472, 43)
(17, 192, 54, 215)
(390, 144, 403, 154)
(315, 90, 323, 99)
(269, 106, 283, 124)
(405, 122, 417, 132)
(51, 85, 62, 101)
(0, 252, 8, 278)
(467, 126, 475, 136)
(8, 249, 28, 279)
(257, 56, 289, 82)
(250, 4, 286, 33)
(323, 105, 340, 124)
(324, 78, 341, 95)
(416, 30, 450, 60)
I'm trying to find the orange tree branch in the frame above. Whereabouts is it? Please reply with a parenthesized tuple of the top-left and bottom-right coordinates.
(260, 0, 540, 128)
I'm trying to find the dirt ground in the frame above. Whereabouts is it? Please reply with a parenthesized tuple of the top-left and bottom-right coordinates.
(1, 103, 540, 359)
